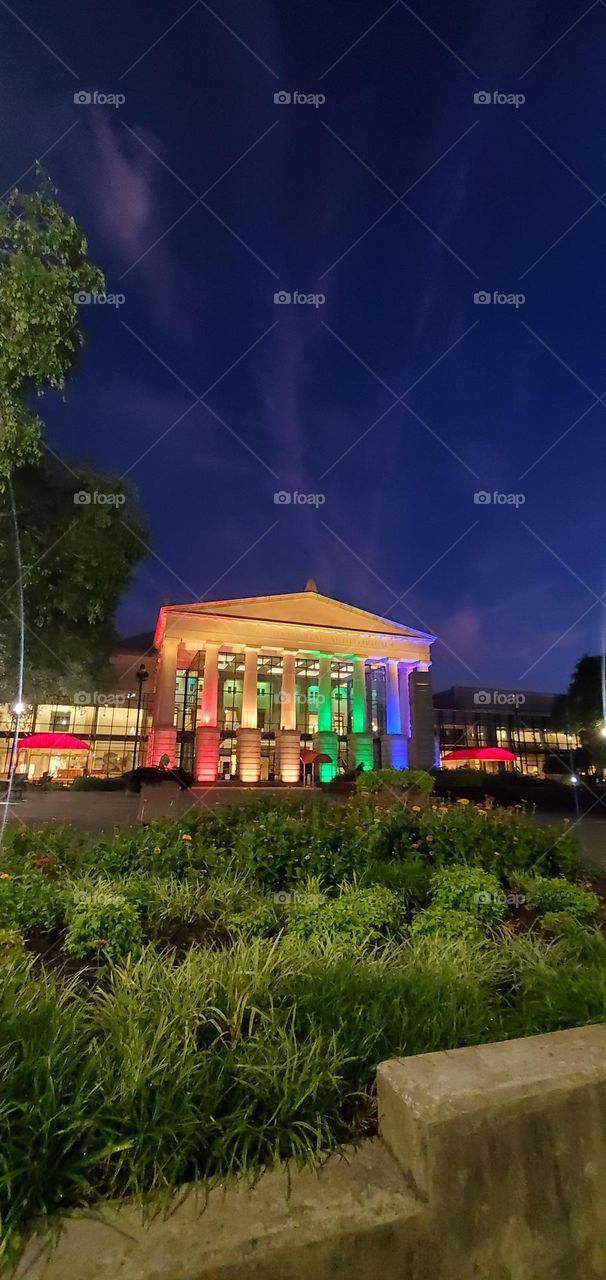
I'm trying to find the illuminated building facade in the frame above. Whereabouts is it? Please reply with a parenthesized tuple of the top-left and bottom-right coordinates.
(147, 581, 437, 783)
(434, 687, 580, 776)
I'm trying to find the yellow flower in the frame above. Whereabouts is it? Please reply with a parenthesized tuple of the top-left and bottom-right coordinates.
(0, 873, 10, 880)
(456, 797, 470, 806)
(411, 805, 421, 813)
(181, 833, 192, 842)
(93, 938, 107, 947)
(153, 846, 161, 854)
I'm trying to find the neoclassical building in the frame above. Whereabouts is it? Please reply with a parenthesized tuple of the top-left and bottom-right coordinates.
(146, 581, 437, 783)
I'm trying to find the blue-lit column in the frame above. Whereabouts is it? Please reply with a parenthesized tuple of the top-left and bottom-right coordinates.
(386, 660, 401, 734)
(381, 658, 408, 770)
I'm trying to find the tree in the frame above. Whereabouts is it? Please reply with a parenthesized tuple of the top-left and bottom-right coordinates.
(554, 654, 606, 773)
(0, 173, 104, 480)
(0, 459, 147, 701)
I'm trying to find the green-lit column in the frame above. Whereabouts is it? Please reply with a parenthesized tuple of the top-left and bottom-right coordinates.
(314, 653, 337, 781)
(352, 657, 366, 733)
(318, 655, 332, 731)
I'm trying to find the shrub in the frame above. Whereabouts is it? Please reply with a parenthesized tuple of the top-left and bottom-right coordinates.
(514, 874, 599, 920)
(409, 905, 485, 943)
(70, 776, 125, 791)
(356, 768, 434, 796)
(287, 885, 400, 946)
(361, 858, 431, 907)
(429, 865, 506, 924)
(0, 873, 65, 935)
(224, 900, 280, 941)
(0, 927, 25, 958)
(65, 890, 143, 961)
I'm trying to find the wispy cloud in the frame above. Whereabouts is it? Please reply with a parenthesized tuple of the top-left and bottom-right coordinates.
(88, 114, 157, 260)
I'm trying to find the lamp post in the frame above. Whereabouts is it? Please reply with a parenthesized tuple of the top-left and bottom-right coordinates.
(131, 665, 149, 771)
(7, 701, 26, 783)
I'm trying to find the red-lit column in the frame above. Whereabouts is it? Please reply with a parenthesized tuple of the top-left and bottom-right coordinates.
(195, 643, 220, 783)
(146, 635, 178, 766)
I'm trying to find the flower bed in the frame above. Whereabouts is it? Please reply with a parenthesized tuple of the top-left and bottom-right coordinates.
(0, 792, 604, 1262)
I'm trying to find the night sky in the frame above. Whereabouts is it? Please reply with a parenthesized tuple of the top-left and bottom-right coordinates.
(3, 0, 605, 692)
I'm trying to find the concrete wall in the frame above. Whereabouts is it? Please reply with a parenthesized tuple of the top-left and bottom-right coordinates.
(408, 668, 437, 770)
(16, 1026, 606, 1280)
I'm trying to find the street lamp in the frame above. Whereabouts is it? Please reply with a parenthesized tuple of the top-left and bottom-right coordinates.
(131, 664, 149, 771)
(8, 701, 27, 781)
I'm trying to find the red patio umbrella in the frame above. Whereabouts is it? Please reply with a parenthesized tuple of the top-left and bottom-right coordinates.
(17, 733, 91, 751)
(443, 747, 517, 762)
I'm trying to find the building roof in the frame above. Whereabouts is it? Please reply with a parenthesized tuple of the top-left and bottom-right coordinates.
(434, 686, 558, 715)
(159, 587, 435, 644)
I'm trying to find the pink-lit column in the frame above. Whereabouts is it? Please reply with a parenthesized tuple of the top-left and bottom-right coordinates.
(277, 651, 300, 783)
(237, 648, 261, 781)
(195, 643, 220, 783)
(147, 635, 179, 767)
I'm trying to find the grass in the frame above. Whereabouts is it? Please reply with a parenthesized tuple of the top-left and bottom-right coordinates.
(0, 792, 600, 1262)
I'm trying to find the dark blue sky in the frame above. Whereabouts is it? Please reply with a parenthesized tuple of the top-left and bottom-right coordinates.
(3, 0, 606, 691)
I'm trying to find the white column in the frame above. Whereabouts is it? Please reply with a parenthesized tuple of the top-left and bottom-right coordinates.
(241, 648, 258, 729)
(280, 652, 297, 730)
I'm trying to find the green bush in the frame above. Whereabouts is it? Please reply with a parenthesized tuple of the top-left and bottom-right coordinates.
(0, 873, 65, 935)
(70, 776, 125, 791)
(514, 874, 599, 919)
(65, 891, 143, 961)
(0, 793, 602, 1263)
(287, 885, 400, 946)
(429, 865, 506, 924)
(0, 927, 25, 958)
(409, 905, 485, 943)
(356, 768, 434, 796)
(361, 857, 431, 907)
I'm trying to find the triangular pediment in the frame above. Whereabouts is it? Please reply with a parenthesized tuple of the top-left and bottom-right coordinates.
(167, 591, 433, 642)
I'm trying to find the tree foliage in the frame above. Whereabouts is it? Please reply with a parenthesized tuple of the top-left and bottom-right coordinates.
(0, 175, 104, 480)
(0, 460, 146, 700)
(554, 654, 606, 770)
